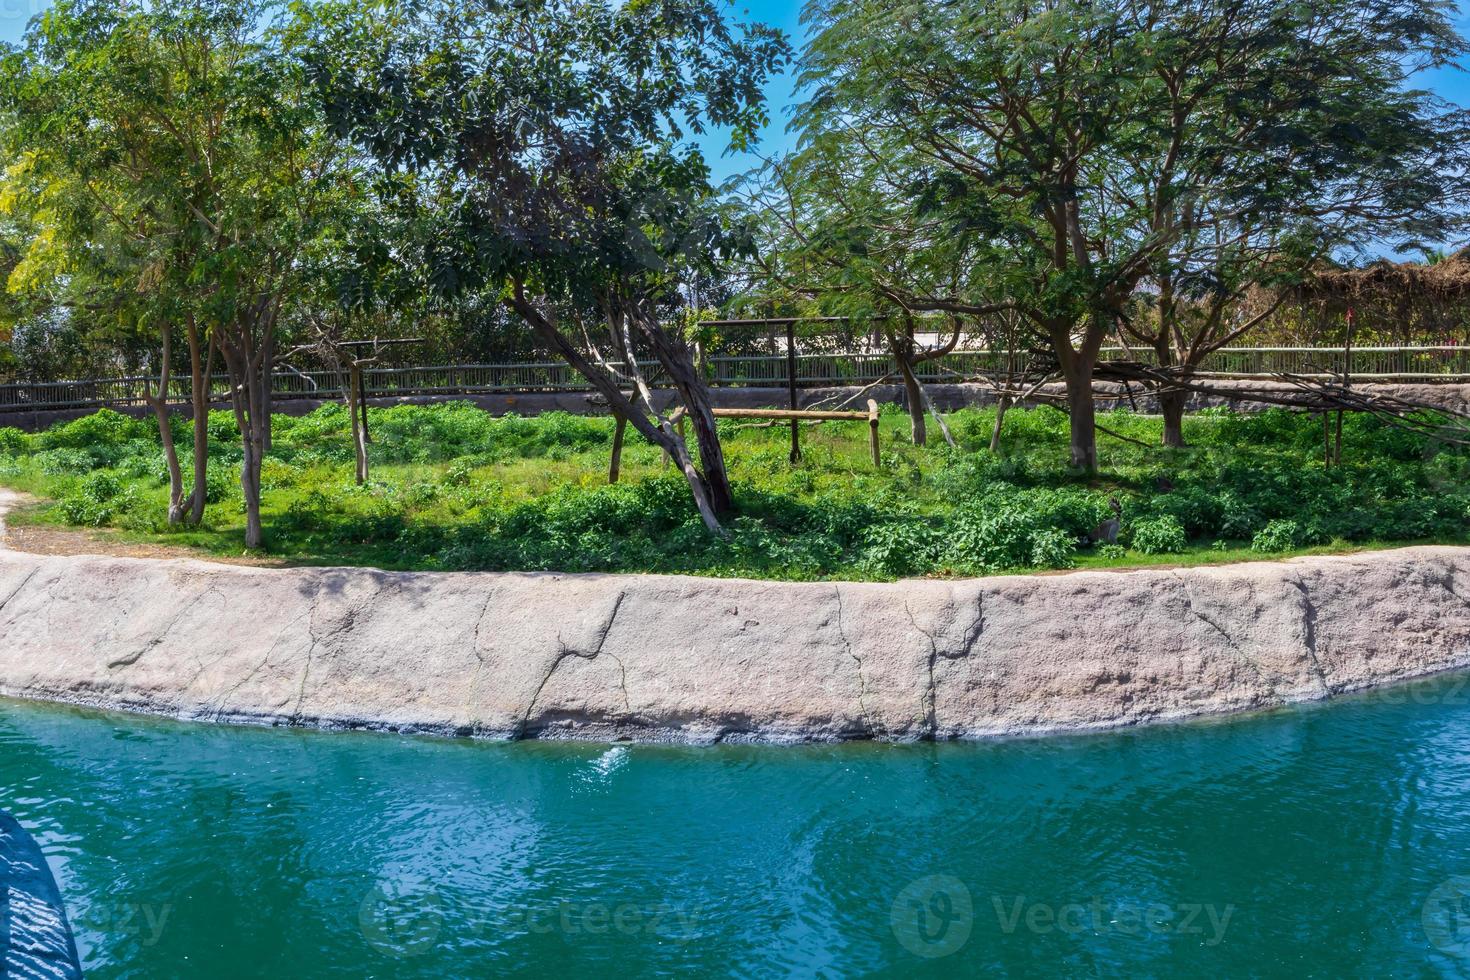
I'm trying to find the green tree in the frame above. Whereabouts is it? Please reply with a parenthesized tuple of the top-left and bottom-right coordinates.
(2, 0, 355, 546)
(294, 0, 788, 531)
(779, 0, 1470, 469)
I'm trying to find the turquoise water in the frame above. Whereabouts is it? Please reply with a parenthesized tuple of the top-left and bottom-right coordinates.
(5, 677, 1470, 977)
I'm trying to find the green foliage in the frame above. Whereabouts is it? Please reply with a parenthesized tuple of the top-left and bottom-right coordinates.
(1131, 516, 1188, 556)
(1252, 520, 1306, 553)
(2, 403, 1469, 580)
(0, 429, 30, 455)
(58, 471, 129, 526)
(944, 506, 1077, 574)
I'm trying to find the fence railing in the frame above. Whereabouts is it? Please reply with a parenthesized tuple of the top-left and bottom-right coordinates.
(3, 346, 1469, 414)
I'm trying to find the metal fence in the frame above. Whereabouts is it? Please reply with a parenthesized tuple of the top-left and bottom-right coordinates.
(3, 346, 1469, 415)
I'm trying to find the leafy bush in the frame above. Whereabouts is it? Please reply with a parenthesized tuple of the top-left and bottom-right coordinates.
(1131, 515, 1188, 555)
(860, 519, 941, 578)
(1252, 519, 1303, 553)
(2, 401, 1468, 581)
(944, 506, 1074, 573)
(57, 472, 128, 526)
(1027, 527, 1077, 569)
(36, 409, 153, 450)
(34, 448, 95, 476)
(0, 428, 29, 455)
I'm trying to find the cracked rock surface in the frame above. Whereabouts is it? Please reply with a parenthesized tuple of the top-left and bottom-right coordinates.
(1, 489, 1469, 743)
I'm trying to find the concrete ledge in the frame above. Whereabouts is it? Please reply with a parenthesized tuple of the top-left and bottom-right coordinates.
(2, 529, 1468, 742)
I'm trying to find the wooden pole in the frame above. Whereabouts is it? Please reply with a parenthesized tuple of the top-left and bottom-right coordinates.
(787, 322, 801, 463)
(868, 399, 881, 467)
(1336, 310, 1354, 466)
(609, 415, 627, 484)
(357, 363, 372, 444)
(1323, 412, 1332, 469)
(348, 362, 369, 485)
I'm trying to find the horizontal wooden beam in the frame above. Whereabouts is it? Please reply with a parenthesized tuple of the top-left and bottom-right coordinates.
(707, 407, 872, 422)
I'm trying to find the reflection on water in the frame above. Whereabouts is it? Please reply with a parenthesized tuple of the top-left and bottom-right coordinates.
(4, 674, 1470, 977)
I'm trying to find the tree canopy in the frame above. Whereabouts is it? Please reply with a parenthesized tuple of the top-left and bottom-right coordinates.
(756, 0, 1470, 466)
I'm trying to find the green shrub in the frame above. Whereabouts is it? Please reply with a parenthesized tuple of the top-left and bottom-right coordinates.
(1252, 519, 1302, 553)
(80, 471, 123, 502)
(442, 457, 476, 488)
(37, 409, 153, 450)
(0, 428, 29, 455)
(203, 466, 236, 504)
(943, 506, 1071, 573)
(1131, 515, 1188, 555)
(860, 520, 941, 578)
(5, 402, 1470, 580)
(34, 448, 95, 476)
(1027, 527, 1077, 569)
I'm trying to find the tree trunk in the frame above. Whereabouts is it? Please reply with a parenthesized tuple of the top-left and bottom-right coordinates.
(1060, 354, 1098, 472)
(185, 315, 213, 526)
(893, 344, 927, 447)
(148, 393, 187, 526)
(346, 363, 369, 484)
(237, 372, 266, 549)
(674, 382, 734, 514)
(145, 323, 188, 525)
(219, 322, 272, 550)
(630, 311, 734, 516)
(508, 292, 729, 532)
(990, 395, 1010, 453)
(1160, 389, 1187, 448)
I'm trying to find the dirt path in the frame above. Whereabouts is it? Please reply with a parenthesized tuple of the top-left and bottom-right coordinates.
(0, 488, 286, 567)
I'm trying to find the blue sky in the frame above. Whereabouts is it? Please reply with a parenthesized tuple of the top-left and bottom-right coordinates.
(3, 0, 1466, 189)
(702, 1, 1470, 184)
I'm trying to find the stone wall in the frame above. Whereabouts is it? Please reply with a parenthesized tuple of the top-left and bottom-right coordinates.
(2, 535, 1468, 743)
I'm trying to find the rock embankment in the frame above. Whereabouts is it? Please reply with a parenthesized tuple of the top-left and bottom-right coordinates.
(1, 486, 1468, 743)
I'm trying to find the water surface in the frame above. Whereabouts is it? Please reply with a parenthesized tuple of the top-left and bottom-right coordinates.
(5, 677, 1470, 977)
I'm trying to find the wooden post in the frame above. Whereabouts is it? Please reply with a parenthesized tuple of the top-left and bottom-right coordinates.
(348, 362, 369, 485)
(868, 399, 881, 467)
(1335, 311, 1353, 467)
(787, 322, 801, 463)
(609, 415, 627, 484)
(357, 363, 372, 444)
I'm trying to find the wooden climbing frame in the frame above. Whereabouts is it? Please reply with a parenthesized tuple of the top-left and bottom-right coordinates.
(608, 400, 882, 483)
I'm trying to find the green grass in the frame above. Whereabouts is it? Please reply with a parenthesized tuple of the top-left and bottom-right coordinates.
(1, 400, 1468, 581)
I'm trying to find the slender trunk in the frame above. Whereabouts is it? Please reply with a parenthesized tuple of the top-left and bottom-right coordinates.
(220, 322, 271, 550)
(146, 323, 188, 525)
(665, 365, 734, 515)
(508, 293, 728, 532)
(346, 362, 369, 484)
(1152, 335, 1187, 448)
(241, 370, 266, 549)
(990, 395, 1011, 453)
(261, 356, 274, 453)
(632, 312, 734, 516)
(893, 343, 927, 447)
(185, 315, 213, 525)
(1059, 351, 1098, 472)
(1160, 389, 1187, 448)
(609, 414, 627, 484)
(149, 392, 187, 526)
